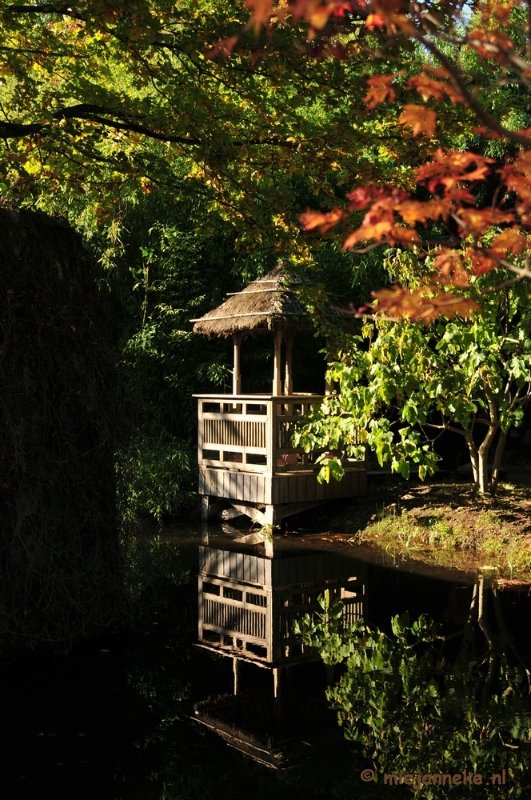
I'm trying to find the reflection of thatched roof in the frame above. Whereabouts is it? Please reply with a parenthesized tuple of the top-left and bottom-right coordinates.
(191, 263, 355, 337)
(193, 691, 338, 769)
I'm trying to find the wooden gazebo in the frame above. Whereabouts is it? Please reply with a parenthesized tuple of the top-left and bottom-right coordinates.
(192, 263, 367, 526)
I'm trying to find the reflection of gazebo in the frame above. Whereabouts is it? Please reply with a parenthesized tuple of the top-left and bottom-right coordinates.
(197, 544, 367, 691)
(194, 541, 367, 768)
(193, 691, 338, 770)
(192, 264, 367, 526)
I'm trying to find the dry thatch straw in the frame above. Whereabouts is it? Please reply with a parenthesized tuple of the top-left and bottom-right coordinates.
(192, 263, 356, 337)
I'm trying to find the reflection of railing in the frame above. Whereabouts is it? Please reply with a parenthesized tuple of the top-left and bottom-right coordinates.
(196, 393, 333, 474)
(198, 547, 366, 665)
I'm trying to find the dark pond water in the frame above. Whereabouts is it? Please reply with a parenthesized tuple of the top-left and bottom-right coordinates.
(4, 521, 531, 800)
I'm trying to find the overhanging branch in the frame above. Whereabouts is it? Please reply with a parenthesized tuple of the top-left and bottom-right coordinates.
(3, 3, 71, 11)
(0, 103, 297, 148)
(414, 31, 531, 148)
(423, 421, 468, 437)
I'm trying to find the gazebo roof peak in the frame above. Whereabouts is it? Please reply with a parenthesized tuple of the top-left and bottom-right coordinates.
(191, 262, 348, 338)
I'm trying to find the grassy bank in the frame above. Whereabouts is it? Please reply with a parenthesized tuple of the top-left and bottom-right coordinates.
(331, 479, 531, 582)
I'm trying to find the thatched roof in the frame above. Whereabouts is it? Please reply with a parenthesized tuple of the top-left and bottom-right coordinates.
(191, 263, 355, 337)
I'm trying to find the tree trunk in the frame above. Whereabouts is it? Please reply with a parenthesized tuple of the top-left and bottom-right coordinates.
(477, 449, 490, 494)
(464, 431, 479, 485)
(477, 422, 500, 494)
(475, 384, 502, 494)
(491, 428, 509, 495)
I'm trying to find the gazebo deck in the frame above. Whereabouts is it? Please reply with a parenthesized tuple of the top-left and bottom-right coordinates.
(196, 392, 367, 524)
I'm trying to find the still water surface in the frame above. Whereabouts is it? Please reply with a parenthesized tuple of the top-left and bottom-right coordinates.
(4, 521, 531, 799)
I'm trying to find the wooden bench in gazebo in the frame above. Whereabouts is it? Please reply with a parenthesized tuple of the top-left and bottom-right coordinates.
(192, 263, 367, 526)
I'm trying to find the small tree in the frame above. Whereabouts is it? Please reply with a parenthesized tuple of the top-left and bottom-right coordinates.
(293, 276, 531, 495)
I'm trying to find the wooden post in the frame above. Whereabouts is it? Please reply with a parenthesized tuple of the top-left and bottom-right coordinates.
(233, 657, 241, 695)
(284, 332, 293, 395)
(197, 397, 204, 466)
(200, 520, 209, 544)
(201, 495, 211, 521)
(264, 504, 280, 527)
(273, 666, 283, 730)
(273, 666, 281, 699)
(272, 329, 282, 396)
(198, 576, 204, 645)
(232, 333, 242, 395)
(266, 399, 274, 475)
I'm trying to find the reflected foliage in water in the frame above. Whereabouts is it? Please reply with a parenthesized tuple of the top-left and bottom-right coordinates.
(116, 533, 382, 800)
(10, 527, 531, 800)
(295, 583, 531, 797)
(123, 526, 192, 617)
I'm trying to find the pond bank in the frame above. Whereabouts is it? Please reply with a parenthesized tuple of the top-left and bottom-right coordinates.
(329, 477, 531, 583)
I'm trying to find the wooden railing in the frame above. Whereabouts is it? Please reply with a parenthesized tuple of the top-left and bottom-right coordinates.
(195, 393, 327, 475)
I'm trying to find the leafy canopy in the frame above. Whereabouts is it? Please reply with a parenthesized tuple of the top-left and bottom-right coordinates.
(0, 0, 437, 258)
(246, 0, 531, 317)
(293, 262, 531, 492)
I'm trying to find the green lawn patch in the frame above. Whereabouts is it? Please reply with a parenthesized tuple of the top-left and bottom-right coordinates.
(331, 479, 531, 581)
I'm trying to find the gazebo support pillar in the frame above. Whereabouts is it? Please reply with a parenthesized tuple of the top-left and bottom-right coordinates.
(272, 330, 283, 396)
(233, 657, 241, 695)
(233, 333, 242, 395)
(284, 332, 293, 395)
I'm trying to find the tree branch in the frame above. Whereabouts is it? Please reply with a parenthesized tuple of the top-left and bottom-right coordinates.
(3, 3, 71, 11)
(0, 104, 297, 147)
(413, 31, 531, 148)
(483, 257, 531, 282)
(422, 421, 468, 437)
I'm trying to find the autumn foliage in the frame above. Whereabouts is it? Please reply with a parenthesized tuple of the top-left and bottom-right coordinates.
(246, 0, 531, 321)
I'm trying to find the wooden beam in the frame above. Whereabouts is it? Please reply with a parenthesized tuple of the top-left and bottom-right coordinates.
(230, 501, 266, 525)
(219, 506, 245, 521)
(284, 331, 294, 395)
(272, 329, 282, 396)
(233, 333, 242, 395)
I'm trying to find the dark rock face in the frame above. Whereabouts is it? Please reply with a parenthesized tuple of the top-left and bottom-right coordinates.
(0, 210, 122, 655)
